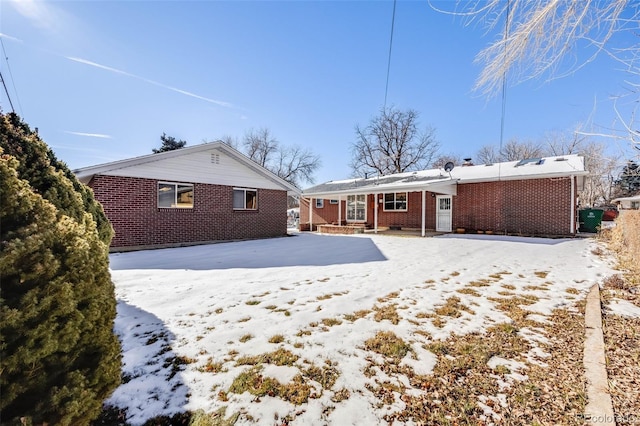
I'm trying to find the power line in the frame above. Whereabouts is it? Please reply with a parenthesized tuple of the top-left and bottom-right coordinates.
(0, 70, 15, 113)
(499, 0, 510, 153)
(384, 0, 397, 109)
(498, 0, 511, 182)
(1, 38, 22, 115)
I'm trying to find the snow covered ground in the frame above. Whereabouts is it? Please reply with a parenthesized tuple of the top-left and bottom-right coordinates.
(107, 231, 616, 425)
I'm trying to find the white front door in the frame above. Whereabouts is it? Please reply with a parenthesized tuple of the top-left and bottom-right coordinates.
(436, 195, 452, 232)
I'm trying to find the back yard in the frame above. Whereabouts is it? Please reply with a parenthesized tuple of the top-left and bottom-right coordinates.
(100, 230, 631, 425)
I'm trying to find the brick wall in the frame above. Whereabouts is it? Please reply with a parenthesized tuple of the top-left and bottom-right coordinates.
(300, 192, 436, 229)
(89, 175, 288, 248)
(299, 198, 346, 226)
(300, 178, 576, 236)
(454, 178, 574, 235)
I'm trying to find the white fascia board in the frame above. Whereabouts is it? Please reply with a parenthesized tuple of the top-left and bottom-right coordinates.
(458, 170, 588, 184)
(303, 178, 457, 198)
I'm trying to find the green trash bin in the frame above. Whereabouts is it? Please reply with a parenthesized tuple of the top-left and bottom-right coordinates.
(579, 209, 604, 233)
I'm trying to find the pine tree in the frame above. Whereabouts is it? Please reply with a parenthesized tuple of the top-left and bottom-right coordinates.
(152, 132, 187, 153)
(0, 113, 121, 425)
(616, 160, 640, 196)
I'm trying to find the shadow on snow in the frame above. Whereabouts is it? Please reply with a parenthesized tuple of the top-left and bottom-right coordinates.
(437, 233, 576, 246)
(105, 300, 189, 424)
(109, 233, 388, 271)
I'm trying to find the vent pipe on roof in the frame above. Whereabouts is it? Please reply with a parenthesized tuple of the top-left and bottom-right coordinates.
(462, 158, 473, 166)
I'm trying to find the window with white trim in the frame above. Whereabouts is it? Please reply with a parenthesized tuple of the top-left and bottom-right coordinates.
(347, 194, 366, 221)
(233, 188, 257, 210)
(315, 199, 324, 208)
(158, 182, 194, 208)
(384, 192, 407, 211)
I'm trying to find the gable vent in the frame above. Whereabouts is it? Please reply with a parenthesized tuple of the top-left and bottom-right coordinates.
(211, 153, 220, 164)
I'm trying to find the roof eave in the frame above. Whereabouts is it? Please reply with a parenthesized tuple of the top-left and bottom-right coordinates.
(74, 141, 301, 194)
(302, 178, 458, 198)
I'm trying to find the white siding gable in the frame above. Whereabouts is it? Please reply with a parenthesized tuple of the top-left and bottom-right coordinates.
(100, 147, 284, 190)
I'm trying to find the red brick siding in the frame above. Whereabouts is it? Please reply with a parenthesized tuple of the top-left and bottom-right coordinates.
(300, 178, 575, 235)
(89, 175, 288, 248)
(299, 198, 346, 226)
(372, 192, 435, 229)
(454, 178, 574, 235)
(300, 192, 436, 229)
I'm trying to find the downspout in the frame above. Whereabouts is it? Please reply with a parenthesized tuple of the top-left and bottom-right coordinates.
(309, 198, 313, 232)
(338, 195, 342, 225)
(374, 193, 379, 234)
(570, 175, 576, 234)
(421, 190, 426, 237)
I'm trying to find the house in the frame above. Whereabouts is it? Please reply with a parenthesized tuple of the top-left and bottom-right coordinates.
(300, 155, 588, 237)
(75, 142, 300, 251)
(611, 194, 640, 210)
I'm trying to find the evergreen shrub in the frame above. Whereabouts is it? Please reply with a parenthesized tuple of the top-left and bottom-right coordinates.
(0, 113, 121, 425)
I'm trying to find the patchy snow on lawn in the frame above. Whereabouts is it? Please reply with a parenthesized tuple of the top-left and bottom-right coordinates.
(606, 298, 640, 318)
(107, 231, 614, 425)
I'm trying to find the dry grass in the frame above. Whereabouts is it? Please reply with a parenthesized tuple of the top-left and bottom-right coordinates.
(434, 296, 474, 318)
(343, 309, 371, 322)
(364, 331, 411, 362)
(321, 317, 343, 327)
(384, 304, 587, 425)
(600, 211, 640, 419)
(603, 211, 640, 287)
(236, 348, 299, 366)
(198, 358, 224, 373)
(239, 333, 253, 343)
(457, 287, 481, 297)
(268, 334, 285, 344)
(228, 366, 311, 405)
(302, 361, 340, 390)
(373, 304, 400, 324)
(377, 292, 400, 303)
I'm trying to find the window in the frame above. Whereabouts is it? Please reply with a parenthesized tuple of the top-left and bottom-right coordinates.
(347, 194, 366, 221)
(329, 199, 339, 204)
(158, 182, 193, 208)
(384, 192, 407, 211)
(233, 188, 257, 210)
(315, 199, 324, 208)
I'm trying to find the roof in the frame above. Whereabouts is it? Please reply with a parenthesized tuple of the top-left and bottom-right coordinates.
(74, 141, 300, 195)
(303, 154, 587, 198)
(611, 194, 640, 202)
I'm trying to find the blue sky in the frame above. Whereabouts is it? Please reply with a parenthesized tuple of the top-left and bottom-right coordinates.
(0, 1, 635, 185)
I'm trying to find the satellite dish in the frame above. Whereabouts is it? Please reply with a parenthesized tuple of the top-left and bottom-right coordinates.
(444, 162, 455, 172)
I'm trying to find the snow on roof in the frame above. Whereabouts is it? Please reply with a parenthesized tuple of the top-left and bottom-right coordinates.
(304, 155, 586, 196)
(611, 194, 640, 202)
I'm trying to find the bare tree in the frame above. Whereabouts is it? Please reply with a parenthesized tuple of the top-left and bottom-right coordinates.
(244, 128, 279, 168)
(219, 135, 240, 150)
(544, 129, 586, 156)
(476, 144, 501, 164)
(499, 138, 545, 161)
(432, 153, 464, 169)
(579, 141, 621, 206)
(217, 128, 321, 188)
(432, 1, 640, 152)
(351, 107, 440, 177)
(432, 1, 635, 95)
(272, 144, 321, 187)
